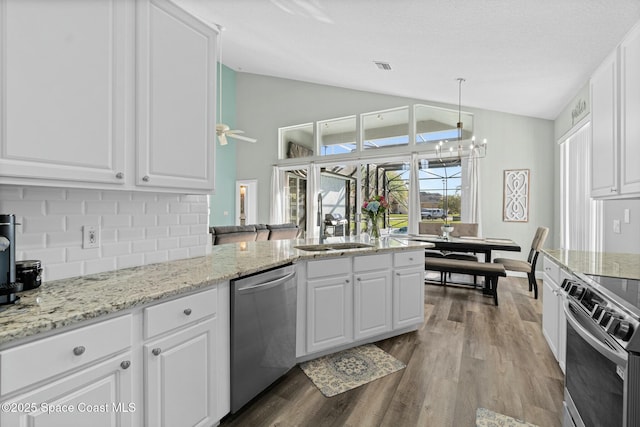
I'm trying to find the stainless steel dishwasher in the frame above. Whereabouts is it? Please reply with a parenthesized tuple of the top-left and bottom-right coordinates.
(230, 264, 297, 413)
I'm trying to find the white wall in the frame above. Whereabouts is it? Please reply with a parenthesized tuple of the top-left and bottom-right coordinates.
(0, 185, 210, 282)
(234, 73, 555, 261)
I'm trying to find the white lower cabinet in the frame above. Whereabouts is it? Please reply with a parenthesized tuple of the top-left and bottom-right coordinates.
(307, 274, 353, 353)
(542, 255, 567, 373)
(393, 267, 425, 329)
(354, 270, 393, 340)
(0, 284, 228, 427)
(0, 314, 134, 427)
(0, 352, 134, 427)
(542, 277, 560, 357)
(145, 319, 217, 427)
(393, 251, 425, 329)
(302, 250, 425, 357)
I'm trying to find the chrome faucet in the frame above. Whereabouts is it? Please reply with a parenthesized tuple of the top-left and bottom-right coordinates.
(317, 193, 325, 242)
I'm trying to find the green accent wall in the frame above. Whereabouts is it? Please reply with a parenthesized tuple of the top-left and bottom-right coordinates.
(209, 64, 237, 226)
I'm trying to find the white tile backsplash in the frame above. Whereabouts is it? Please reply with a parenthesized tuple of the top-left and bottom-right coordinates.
(0, 185, 210, 282)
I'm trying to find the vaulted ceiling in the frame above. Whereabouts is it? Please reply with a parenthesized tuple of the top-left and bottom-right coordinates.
(173, 0, 640, 120)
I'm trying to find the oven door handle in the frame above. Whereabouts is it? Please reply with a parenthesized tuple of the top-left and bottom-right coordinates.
(563, 299, 627, 366)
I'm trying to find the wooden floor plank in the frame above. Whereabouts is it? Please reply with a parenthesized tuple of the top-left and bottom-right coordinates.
(220, 276, 564, 427)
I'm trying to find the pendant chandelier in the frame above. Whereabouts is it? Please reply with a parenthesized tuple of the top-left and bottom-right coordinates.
(434, 78, 488, 160)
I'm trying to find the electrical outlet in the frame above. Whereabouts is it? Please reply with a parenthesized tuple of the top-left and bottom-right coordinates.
(613, 219, 621, 234)
(83, 225, 100, 249)
(624, 209, 630, 224)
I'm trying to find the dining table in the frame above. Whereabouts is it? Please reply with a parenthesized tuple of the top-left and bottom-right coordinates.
(397, 233, 522, 295)
(404, 234, 522, 262)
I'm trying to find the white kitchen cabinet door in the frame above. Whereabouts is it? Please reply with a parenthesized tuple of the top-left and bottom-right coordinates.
(0, 353, 134, 427)
(392, 267, 425, 329)
(353, 270, 392, 340)
(306, 275, 353, 353)
(542, 275, 559, 359)
(542, 256, 568, 373)
(590, 51, 619, 198)
(557, 270, 570, 373)
(136, 0, 217, 192)
(145, 318, 217, 427)
(0, 0, 130, 185)
(620, 23, 640, 196)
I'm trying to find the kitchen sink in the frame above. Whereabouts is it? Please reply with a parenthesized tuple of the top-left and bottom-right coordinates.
(294, 242, 374, 251)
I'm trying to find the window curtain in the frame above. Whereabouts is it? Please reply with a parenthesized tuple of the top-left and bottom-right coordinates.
(270, 166, 284, 224)
(307, 164, 319, 237)
(408, 154, 420, 235)
(560, 123, 602, 252)
(462, 149, 482, 236)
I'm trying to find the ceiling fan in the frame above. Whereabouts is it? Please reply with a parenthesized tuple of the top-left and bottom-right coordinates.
(215, 24, 257, 146)
(216, 124, 257, 145)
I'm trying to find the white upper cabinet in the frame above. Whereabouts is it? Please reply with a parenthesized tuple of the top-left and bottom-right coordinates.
(590, 51, 618, 198)
(136, 0, 217, 192)
(0, 0, 130, 185)
(0, 0, 217, 194)
(620, 23, 640, 195)
(590, 21, 640, 199)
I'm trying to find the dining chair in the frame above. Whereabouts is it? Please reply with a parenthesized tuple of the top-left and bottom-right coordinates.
(493, 226, 549, 299)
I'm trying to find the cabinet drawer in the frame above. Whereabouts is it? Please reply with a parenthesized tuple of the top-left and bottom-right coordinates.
(394, 251, 424, 268)
(543, 256, 560, 283)
(144, 287, 217, 339)
(353, 254, 392, 272)
(0, 314, 132, 395)
(307, 258, 351, 279)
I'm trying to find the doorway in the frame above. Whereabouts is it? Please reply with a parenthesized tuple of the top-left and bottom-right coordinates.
(236, 180, 257, 225)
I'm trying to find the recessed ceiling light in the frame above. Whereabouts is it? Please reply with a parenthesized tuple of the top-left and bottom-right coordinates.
(373, 61, 392, 71)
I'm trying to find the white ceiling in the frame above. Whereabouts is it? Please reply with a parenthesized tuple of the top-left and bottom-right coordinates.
(173, 0, 640, 120)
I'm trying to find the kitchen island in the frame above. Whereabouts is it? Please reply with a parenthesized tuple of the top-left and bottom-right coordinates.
(0, 237, 432, 346)
(0, 237, 433, 427)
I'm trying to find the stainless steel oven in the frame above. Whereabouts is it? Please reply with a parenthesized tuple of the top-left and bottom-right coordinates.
(561, 274, 640, 427)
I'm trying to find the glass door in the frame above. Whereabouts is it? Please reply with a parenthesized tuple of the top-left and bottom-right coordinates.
(317, 164, 357, 237)
(285, 170, 307, 238)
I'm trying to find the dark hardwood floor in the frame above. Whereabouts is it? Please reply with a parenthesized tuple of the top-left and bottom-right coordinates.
(221, 275, 565, 427)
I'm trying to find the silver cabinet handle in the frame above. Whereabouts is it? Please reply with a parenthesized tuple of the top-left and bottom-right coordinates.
(409, 257, 414, 261)
(152, 348, 162, 356)
(183, 308, 192, 316)
(345, 279, 350, 283)
(120, 360, 131, 370)
(115, 172, 124, 179)
(73, 346, 85, 356)
(142, 175, 150, 182)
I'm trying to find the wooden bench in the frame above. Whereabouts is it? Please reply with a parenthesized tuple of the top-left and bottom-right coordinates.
(425, 258, 507, 306)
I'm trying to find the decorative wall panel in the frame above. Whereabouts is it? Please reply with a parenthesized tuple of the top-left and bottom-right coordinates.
(503, 169, 530, 222)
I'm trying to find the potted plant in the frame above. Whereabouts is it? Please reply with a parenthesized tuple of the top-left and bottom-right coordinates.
(361, 195, 388, 239)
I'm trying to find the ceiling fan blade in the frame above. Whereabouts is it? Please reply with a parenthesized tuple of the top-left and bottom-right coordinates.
(218, 133, 228, 145)
(228, 134, 257, 143)
(227, 129, 245, 134)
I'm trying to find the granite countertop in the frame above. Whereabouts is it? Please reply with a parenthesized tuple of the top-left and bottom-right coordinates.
(542, 249, 640, 280)
(0, 237, 433, 347)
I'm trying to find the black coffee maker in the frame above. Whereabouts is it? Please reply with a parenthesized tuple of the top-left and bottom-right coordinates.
(0, 214, 21, 305)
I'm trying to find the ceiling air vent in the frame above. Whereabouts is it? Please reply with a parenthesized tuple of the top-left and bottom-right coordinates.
(374, 61, 392, 71)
